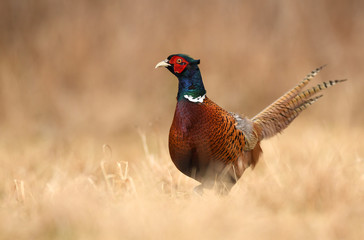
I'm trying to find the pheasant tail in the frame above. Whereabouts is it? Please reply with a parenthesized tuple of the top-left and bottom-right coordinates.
(252, 66, 346, 140)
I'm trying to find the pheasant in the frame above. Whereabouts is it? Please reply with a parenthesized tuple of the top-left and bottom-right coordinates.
(155, 54, 346, 194)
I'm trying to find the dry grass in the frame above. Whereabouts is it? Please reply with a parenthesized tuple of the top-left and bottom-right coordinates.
(1, 0, 364, 239)
(1, 123, 364, 240)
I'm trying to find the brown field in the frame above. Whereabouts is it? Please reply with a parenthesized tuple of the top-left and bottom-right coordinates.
(1, 0, 364, 239)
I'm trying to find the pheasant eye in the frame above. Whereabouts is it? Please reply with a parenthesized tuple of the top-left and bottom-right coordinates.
(176, 58, 182, 64)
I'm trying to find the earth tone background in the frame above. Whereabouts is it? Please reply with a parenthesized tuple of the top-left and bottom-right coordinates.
(1, 1, 363, 239)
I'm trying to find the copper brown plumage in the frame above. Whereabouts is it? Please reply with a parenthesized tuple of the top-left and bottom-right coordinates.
(155, 54, 346, 194)
(169, 96, 262, 191)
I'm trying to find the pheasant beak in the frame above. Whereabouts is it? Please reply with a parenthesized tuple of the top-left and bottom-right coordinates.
(155, 59, 171, 69)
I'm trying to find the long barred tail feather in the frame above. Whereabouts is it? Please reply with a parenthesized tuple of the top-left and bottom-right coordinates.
(286, 79, 347, 109)
(253, 65, 326, 122)
(280, 94, 323, 124)
(252, 66, 346, 140)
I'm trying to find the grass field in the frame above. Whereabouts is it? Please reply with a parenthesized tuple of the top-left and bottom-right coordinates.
(1, 123, 364, 239)
(1, 0, 364, 239)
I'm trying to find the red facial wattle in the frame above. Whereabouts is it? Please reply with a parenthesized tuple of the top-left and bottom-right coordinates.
(169, 56, 189, 74)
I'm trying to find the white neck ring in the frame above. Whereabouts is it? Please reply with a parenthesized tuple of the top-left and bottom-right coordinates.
(183, 94, 206, 103)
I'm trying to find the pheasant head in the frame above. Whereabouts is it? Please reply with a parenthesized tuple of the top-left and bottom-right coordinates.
(155, 54, 206, 102)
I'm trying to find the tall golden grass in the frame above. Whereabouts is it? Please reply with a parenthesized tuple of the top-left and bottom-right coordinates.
(1, 124, 363, 239)
(0, 0, 363, 239)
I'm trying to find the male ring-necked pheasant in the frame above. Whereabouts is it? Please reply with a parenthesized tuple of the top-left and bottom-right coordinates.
(155, 54, 345, 194)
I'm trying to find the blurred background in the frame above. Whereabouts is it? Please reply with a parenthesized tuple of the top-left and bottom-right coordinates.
(1, 2, 364, 239)
(0, 0, 362, 157)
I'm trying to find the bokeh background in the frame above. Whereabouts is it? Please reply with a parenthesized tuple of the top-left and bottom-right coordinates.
(1, 0, 362, 139)
(1, 1, 364, 239)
